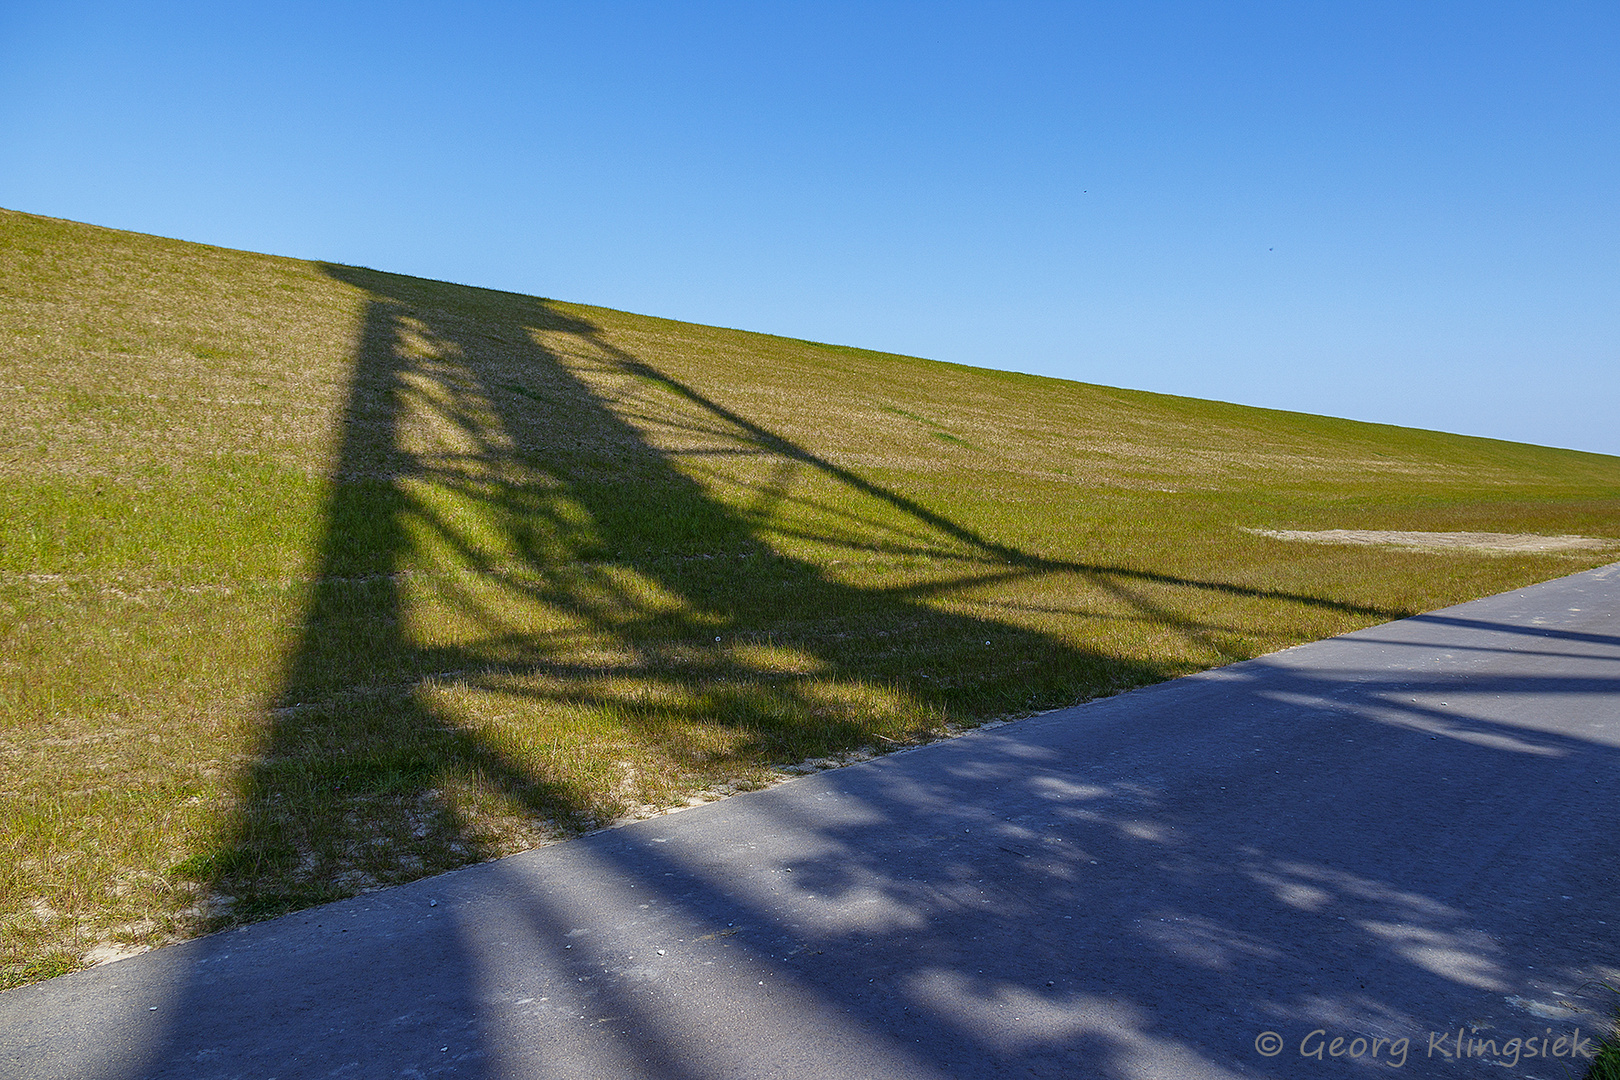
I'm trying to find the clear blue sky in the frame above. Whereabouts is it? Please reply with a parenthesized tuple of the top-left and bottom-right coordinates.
(3, 1, 1616, 455)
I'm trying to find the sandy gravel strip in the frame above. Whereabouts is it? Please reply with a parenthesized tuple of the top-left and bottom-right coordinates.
(1245, 527, 1620, 553)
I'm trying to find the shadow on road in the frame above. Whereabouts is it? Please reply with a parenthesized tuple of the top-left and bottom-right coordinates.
(85, 269, 1620, 1078)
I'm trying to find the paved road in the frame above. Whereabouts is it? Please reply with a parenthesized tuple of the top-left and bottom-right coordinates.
(5, 564, 1619, 1079)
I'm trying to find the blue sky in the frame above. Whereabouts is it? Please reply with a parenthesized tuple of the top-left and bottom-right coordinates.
(3, 1, 1616, 455)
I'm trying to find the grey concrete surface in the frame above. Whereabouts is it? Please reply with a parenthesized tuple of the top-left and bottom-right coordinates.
(4, 563, 1619, 1079)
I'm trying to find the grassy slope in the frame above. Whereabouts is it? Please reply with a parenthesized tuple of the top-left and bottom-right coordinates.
(3, 207, 1618, 988)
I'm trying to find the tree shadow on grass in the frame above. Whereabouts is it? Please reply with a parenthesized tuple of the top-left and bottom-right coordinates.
(109, 580, 1620, 1080)
(195, 264, 1408, 924)
(52, 267, 1620, 1080)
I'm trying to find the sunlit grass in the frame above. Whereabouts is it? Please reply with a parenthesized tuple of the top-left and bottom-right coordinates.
(3, 206, 1618, 989)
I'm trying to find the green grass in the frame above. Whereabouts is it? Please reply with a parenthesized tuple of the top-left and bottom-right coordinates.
(1586, 984, 1620, 1080)
(1591, 1039, 1620, 1079)
(3, 205, 1619, 989)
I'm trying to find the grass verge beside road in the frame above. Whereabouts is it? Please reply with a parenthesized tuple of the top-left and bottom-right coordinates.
(3, 207, 1619, 988)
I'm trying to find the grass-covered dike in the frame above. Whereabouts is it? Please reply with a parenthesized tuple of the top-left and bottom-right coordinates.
(3, 207, 1618, 990)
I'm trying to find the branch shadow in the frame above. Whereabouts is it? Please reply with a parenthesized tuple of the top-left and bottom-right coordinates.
(94, 607, 1620, 1079)
(32, 265, 1611, 1078)
(127, 265, 1620, 1077)
(194, 263, 1409, 923)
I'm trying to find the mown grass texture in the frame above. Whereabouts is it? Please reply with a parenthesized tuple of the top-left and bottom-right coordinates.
(3, 206, 1619, 989)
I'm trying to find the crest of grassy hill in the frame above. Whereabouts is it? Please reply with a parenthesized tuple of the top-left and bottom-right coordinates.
(3, 206, 1618, 988)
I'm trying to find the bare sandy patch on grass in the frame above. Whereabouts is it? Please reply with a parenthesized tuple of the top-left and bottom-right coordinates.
(1246, 528, 1620, 554)
(82, 943, 149, 966)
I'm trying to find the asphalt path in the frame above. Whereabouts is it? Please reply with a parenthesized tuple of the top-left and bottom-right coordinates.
(4, 563, 1619, 1079)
